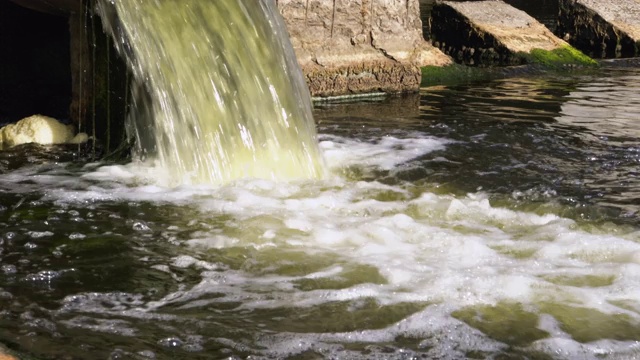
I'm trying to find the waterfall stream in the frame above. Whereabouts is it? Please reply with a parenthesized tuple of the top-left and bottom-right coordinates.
(96, 0, 325, 186)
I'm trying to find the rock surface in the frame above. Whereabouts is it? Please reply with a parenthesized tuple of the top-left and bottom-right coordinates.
(431, 0, 570, 66)
(277, 0, 450, 96)
(557, 0, 640, 58)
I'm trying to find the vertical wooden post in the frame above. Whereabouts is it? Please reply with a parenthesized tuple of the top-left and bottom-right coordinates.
(68, 1, 91, 128)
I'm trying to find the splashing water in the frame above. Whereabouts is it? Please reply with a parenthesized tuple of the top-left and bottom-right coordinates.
(96, 0, 325, 186)
(2, 68, 640, 359)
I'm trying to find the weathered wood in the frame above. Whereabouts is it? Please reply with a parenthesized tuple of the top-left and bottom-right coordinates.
(69, 4, 90, 126)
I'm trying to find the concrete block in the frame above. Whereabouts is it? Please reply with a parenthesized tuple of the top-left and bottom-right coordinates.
(557, 0, 640, 58)
(277, 0, 451, 97)
(431, 0, 594, 67)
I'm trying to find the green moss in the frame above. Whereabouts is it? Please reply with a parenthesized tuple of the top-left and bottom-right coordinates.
(421, 63, 493, 87)
(522, 45, 598, 68)
(422, 45, 598, 87)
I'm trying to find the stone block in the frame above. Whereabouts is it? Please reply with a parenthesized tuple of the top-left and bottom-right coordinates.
(431, 0, 593, 67)
(557, 0, 640, 58)
(277, 0, 451, 97)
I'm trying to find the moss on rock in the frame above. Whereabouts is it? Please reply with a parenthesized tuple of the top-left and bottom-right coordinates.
(522, 45, 599, 68)
(421, 45, 598, 87)
(421, 64, 492, 86)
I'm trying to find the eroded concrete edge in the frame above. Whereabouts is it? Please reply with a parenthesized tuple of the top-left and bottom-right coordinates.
(557, 0, 640, 58)
(430, 0, 587, 67)
(277, 0, 451, 97)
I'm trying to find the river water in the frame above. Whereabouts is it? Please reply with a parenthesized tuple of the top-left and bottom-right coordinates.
(1, 65, 639, 359)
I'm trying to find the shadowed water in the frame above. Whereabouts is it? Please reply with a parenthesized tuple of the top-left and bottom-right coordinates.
(1, 67, 640, 359)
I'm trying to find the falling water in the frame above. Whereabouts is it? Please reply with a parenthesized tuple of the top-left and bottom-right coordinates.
(96, 0, 325, 185)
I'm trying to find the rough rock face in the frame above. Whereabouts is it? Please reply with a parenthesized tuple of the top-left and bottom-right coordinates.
(557, 0, 640, 58)
(277, 0, 450, 97)
(431, 0, 569, 66)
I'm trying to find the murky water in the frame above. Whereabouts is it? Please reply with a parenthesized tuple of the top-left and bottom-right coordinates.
(1, 66, 640, 359)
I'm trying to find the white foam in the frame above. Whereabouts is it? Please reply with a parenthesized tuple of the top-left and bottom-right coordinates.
(8, 131, 640, 358)
(319, 133, 450, 170)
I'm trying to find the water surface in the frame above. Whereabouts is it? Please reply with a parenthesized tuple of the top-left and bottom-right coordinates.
(1, 67, 640, 359)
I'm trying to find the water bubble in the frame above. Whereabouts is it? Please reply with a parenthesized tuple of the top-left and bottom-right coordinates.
(1, 264, 17, 275)
(69, 233, 86, 240)
(109, 349, 127, 360)
(137, 350, 156, 359)
(27, 231, 54, 239)
(158, 337, 184, 348)
(24, 242, 38, 250)
(183, 335, 204, 352)
(4, 232, 16, 240)
(183, 343, 204, 352)
(24, 270, 60, 284)
(133, 221, 151, 231)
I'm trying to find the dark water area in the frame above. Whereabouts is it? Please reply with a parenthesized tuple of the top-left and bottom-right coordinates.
(318, 66, 640, 226)
(0, 0, 71, 124)
(503, 0, 560, 32)
(1, 66, 640, 359)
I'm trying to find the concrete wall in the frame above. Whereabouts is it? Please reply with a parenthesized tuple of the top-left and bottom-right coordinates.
(277, 0, 450, 96)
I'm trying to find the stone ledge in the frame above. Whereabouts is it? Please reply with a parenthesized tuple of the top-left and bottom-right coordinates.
(302, 59, 421, 97)
(557, 0, 640, 58)
(430, 0, 592, 67)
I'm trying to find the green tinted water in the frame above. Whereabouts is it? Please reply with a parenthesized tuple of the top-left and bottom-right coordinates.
(96, 0, 324, 186)
(1, 67, 640, 359)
